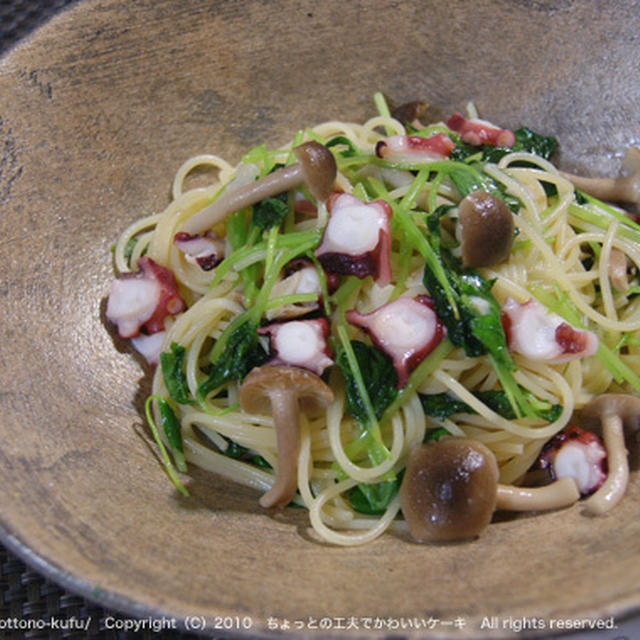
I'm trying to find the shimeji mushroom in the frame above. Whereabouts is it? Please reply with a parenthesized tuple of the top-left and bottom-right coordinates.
(182, 141, 337, 234)
(399, 439, 499, 542)
(457, 190, 515, 268)
(578, 394, 640, 515)
(560, 146, 640, 205)
(399, 438, 583, 543)
(238, 365, 334, 509)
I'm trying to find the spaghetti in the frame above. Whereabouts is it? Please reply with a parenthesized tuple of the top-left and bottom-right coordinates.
(108, 96, 640, 546)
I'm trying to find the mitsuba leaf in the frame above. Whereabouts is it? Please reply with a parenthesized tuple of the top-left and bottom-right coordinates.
(160, 342, 193, 405)
(222, 437, 272, 469)
(420, 390, 562, 423)
(423, 427, 450, 442)
(349, 478, 399, 515)
(155, 397, 187, 473)
(335, 341, 398, 424)
(251, 192, 289, 232)
(513, 127, 557, 159)
(197, 323, 268, 400)
(423, 211, 510, 361)
(448, 164, 520, 212)
(326, 136, 359, 157)
(422, 210, 553, 419)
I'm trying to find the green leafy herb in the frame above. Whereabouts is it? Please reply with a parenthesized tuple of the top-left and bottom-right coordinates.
(160, 342, 193, 405)
(450, 127, 557, 163)
(423, 427, 450, 442)
(420, 390, 562, 422)
(222, 437, 271, 468)
(144, 396, 189, 496)
(250, 192, 289, 232)
(419, 393, 470, 420)
(197, 322, 268, 402)
(447, 163, 520, 211)
(422, 210, 544, 418)
(336, 341, 398, 424)
(156, 397, 187, 472)
(349, 477, 400, 515)
(326, 136, 359, 157)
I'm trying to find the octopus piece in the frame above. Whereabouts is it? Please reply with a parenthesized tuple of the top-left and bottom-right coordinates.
(106, 256, 185, 338)
(346, 295, 446, 387)
(501, 297, 598, 363)
(258, 318, 333, 376)
(374, 133, 455, 164)
(315, 192, 393, 286)
(266, 259, 322, 321)
(538, 426, 607, 496)
(130, 331, 166, 366)
(579, 394, 640, 515)
(447, 113, 515, 148)
(173, 231, 225, 271)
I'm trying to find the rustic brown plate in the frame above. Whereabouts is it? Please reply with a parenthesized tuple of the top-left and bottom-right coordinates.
(1, 1, 639, 638)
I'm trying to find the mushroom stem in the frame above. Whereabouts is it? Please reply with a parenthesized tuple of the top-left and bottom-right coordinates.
(182, 164, 304, 234)
(584, 414, 629, 515)
(259, 389, 301, 509)
(559, 174, 638, 204)
(182, 141, 336, 234)
(496, 477, 580, 511)
(560, 145, 640, 204)
(609, 248, 630, 293)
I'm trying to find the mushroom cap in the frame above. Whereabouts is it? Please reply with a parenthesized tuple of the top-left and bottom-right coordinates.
(579, 393, 640, 430)
(391, 100, 428, 126)
(293, 141, 337, 202)
(458, 190, 514, 268)
(399, 438, 499, 543)
(239, 365, 334, 416)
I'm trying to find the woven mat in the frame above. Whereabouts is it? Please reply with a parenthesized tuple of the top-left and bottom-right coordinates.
(0, 3, 216, 638)
(0, 545, 215, 640)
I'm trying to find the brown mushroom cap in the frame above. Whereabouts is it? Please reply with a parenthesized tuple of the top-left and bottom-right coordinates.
(458, 190, 514, 268)
(579, 393, 640, 431)
(239, 365, 334, 508)
(399, 438, 499, 543)
(182, 141, 336, 234)
(293, 141, 337, 202)
(239, 365, 333, 416)
(391, 100, 428, 127)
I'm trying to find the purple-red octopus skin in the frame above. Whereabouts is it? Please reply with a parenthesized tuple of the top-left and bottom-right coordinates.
(447, 113, 515, 148)
(501, 297, 598, 363)
(346, 295, 446, 387)
(258, 318, 333, 376)
(106, 256, 185, 338)
(315, 192, 393, 286)
(374, 133, 455, 164)
(538, 426, 607, 496)
(173, 231, 224, 271)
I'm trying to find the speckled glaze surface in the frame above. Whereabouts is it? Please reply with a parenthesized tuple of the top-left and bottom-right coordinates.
(0, 1, 639, 638)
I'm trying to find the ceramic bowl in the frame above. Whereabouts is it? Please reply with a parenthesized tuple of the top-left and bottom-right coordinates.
(0, 1, 638, 638)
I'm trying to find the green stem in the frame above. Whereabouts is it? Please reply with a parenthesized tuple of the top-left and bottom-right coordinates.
(144, 396, 189, 497)
(380, 338, 454, 425)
